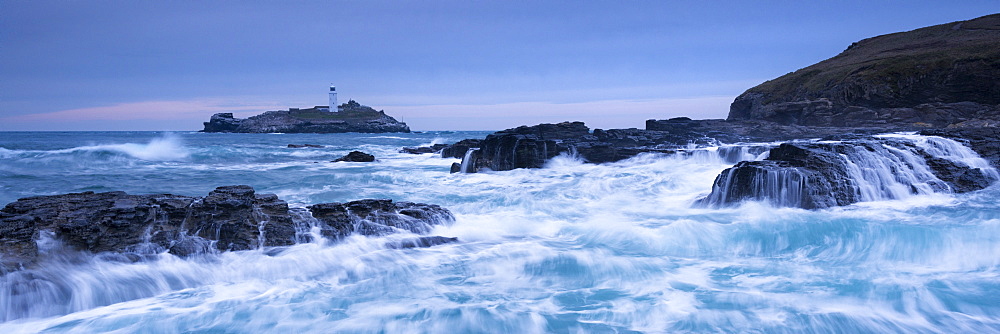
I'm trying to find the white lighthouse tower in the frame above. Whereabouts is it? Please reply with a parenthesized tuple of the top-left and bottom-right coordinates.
(328, 85, 338, 112)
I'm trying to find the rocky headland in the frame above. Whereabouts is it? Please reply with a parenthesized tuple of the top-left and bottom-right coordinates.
(728, 13, 1000, 127)
(437, 13, 1000, 209)
(202, 100, 410, 133)
(0, 185, 454, 273)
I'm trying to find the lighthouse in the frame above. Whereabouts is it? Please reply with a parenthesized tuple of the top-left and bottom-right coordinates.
(328, 86, 338, 112)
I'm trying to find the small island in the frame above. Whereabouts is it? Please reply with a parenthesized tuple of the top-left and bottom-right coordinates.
(201, 100, 410, 133)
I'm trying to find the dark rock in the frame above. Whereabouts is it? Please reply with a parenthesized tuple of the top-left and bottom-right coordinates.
(186, 185, 261, 252)
(386, 236, 459, 249)
(698, 136, 997, 209)
(202, 113, 243, 132)
(255, 193, 297, 247)
(441, 139, 483, 158)
(400, 144, 448, 154)
(0, 186, 457, 274)
(332, 151, 375, 162)
(471, 133, 561, 171)
(499, 121, 591, 140)
(304, 202, 355, 240)
(919, 127, 1000, 168)
(0, 191, 195, 261)
(288, 144, 324, 148)
(0, 186, 296, 270)
(201, 100, 410, 133)
(0, 213, 38, 273)
(307, 199, 455, 239)
(728, 14, 1000, 128)
(454, 120, 903, 173)
(167, 236, 213, 257)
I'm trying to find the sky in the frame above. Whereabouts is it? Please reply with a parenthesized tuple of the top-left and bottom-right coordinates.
(1, 1, 997, 131)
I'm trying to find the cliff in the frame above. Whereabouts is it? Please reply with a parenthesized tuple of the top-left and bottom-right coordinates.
(202, 100, 410, 133)
(728, 13, 1000, 127)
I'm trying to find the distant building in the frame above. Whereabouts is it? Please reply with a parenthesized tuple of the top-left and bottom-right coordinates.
(329, 85, 338, 112)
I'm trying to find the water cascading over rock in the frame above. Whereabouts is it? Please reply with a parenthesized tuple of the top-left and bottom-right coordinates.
(698, 135, 998, 209)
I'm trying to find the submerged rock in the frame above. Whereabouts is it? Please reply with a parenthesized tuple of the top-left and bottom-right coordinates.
(400, 144, 448, 154)
(332, 151, 375, 162)
(0, 186, 455, 273)
(386, 236, 459, 249)
(308, 199, 454, 239)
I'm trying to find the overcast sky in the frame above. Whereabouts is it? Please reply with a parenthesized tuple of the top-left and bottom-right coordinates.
(1, 1, 996, 131)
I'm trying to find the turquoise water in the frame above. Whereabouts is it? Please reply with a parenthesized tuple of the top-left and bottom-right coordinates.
(1, 131, 999, 333)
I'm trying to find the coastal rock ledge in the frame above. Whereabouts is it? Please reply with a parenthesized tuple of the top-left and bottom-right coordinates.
(0, 185, 454, 273)
(202, 100, 410, 133)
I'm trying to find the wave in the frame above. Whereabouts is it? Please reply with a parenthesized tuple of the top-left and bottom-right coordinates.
(3, 132, 1000, 331)
(10, 134, 190, 162)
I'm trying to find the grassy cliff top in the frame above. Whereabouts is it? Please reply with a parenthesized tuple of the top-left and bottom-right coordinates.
(749, 13, 1000, 104)
(290, 109, 383, 120)
(288, 100, 387, 121)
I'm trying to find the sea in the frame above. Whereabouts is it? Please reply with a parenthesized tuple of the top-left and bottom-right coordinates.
(1, 131, 999, 333)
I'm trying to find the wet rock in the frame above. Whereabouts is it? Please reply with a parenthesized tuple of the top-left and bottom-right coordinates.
(167, 236, 213, 257)
(307, 199, 454, 239)
(0, 186, 458, 274)
(471, 133, 561, 171)
(400, 144, 448, 154)
(698, 137, 997, 209)
(440, 139, 483, 158)
(254, 193, 297, 247)
(332, 151, 375, 162)
(386, 236, 459, 249)
(453, 118, 926, 173)
(920, 127, 1000, 168)
(0, 186, 297, 270)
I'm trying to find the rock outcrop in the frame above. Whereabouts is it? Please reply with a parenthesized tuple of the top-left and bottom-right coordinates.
(455, 120, 906, 173)
(400, 144, 448, 154)
(332, 151, 375, 162)
(697, 135, 999, 209)
(440, 139, 483, 158)
(0, 186, 454, 273)
(728, 13, 1000, 127)
(202, 100, 410, 133)
(307, 200, 454, 240)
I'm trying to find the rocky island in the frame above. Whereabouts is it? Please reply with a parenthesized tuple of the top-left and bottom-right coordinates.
(202, 100, 410, 133)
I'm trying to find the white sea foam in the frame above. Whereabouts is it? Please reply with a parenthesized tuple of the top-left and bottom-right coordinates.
(2, 132, 1000, 332)
(50, 134, 190, 161)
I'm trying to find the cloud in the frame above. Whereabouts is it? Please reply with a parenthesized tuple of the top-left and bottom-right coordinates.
(1, 99, 287, 122)
(0, 95, 735, 131)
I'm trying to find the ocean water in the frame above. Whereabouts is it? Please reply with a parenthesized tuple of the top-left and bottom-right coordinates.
(1, 131, 999, 333)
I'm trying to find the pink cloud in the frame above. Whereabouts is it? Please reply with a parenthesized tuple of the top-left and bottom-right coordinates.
(387, 96, 735, 130)
(2, 99, 286, 122)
